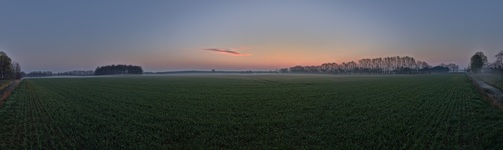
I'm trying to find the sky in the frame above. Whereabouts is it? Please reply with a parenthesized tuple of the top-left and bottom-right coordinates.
(1, 0, 502, 72)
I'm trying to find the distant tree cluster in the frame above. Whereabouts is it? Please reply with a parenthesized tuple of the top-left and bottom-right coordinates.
(95, 64, 143, 75)
(279, 56, 458, 74)
(26, 71, 53, 77)
(429, 66, 450, 73)
(56, 70, 94, 76)
(0, 51, 23, 79)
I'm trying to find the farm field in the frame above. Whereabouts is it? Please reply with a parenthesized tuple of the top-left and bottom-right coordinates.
(0, 74, 503, 149)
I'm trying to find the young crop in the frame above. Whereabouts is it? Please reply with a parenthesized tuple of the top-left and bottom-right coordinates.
(0, 74, 502, 149)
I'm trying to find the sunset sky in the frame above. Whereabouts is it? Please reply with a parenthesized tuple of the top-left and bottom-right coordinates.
(1, 0, 502, 72)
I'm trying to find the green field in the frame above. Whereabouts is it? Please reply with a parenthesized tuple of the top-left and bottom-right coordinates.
(1, 74, 503, 149)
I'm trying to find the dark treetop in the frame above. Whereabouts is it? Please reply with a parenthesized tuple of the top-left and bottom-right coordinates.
(94, 64, 143, 75)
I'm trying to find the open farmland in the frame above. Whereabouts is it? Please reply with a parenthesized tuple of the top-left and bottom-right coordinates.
(0, 74, 502, 149)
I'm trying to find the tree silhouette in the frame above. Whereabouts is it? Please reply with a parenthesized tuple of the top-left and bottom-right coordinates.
(94, 64, 143, 75)
(57, 70, 94, 76)
(282, 56, 458, 74)
(26, 71, 52, 77)
(12, 62, 22, 79)
(471, 52, 485, 73)
(493, 51, 503, 70)
(474, 51, 488, 65)
(0, 51, 13, 79)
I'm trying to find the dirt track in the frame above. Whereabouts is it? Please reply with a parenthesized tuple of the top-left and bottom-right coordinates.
(0, 80, 22, 107)
(470, 76, 503, 109)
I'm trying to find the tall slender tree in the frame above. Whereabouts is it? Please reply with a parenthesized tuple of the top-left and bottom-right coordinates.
(12, 62, 22, 79)
(0, 51, 13, 79)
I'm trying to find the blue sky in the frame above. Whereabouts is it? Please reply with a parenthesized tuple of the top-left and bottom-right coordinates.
(1, 0, 502, 72)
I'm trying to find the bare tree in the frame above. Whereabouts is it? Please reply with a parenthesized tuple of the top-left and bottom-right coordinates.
(12, 62, 22, 79)
(494, 51, 503, 70)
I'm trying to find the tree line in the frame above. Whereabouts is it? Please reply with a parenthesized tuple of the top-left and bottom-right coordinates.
(25, 65, 143, 77)
(0, 51, 22, 80)
(279, 56, 459, 74)
(94, 64, 143, 75)
(26, 71, 53, 77)
(56, 70, 94, 76)
(25, 70, 96, 77)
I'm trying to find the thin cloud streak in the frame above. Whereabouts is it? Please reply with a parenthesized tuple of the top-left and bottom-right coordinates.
(203, 48, 251, 56)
